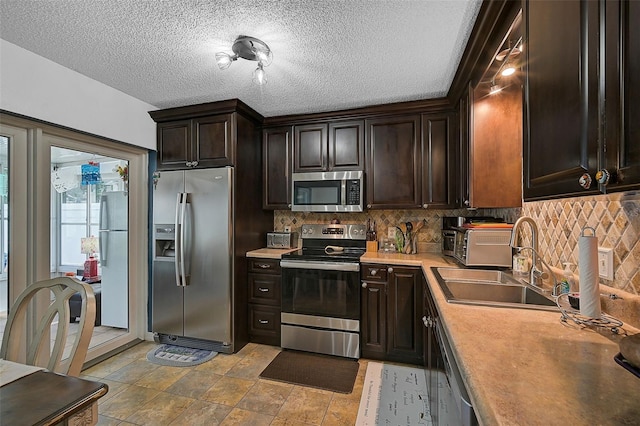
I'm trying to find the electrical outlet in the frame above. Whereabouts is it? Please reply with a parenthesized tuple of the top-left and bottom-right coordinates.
(597, 247, 614, 280)
(388, 227, 396, 239)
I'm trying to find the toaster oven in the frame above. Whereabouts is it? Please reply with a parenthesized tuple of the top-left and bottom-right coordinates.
(453, 228, 513, 267)
(267, 232, 298, 249)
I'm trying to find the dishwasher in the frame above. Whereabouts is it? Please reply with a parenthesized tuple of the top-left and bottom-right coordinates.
(432, 320, 477, 426)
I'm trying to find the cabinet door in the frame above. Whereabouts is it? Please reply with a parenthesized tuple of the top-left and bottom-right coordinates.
(458, 83, 471, 208)
(157, 120, 191, 170)
(366, 115, 421, 209)
(604, 0, 640, 191)
(293, 123, 328, 172)
(387, 266, 423, 364)
(329, 120, 364, 171)
(524, 0, 600, 200)
(421, 113, 456, 208)
(194, 114, 234, 168)
(361, 280, 387, 360)
(263, 126, 292, 209)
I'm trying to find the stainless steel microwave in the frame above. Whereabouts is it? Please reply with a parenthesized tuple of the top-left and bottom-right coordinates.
(291, 171, 363, 212)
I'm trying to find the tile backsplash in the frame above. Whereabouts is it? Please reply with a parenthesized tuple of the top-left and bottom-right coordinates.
(274, 190, 640, 295)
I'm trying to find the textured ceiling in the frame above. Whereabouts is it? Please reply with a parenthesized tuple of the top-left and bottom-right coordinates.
(0, 0, 482, 117)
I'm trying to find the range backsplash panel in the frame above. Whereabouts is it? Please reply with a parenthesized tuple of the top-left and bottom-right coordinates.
(275, 190, 639, 295)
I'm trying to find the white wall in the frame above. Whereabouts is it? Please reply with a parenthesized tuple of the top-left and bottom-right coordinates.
(0, 39, 157, 150)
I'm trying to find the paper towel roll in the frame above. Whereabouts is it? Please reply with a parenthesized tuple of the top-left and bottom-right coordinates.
(578, 227, 601, 318)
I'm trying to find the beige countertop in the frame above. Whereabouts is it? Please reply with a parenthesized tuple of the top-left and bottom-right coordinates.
(246, 247, 299, 259)
(361, 251, 640, 425)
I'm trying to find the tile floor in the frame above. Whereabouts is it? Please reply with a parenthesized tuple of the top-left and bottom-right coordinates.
(82, 341, 370, 425)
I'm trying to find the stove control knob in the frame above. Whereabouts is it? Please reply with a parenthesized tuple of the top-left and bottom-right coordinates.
(308, 228, 314, 235)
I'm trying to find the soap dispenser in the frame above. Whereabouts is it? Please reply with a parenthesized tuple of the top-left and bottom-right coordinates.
(561, 262, 576, 294)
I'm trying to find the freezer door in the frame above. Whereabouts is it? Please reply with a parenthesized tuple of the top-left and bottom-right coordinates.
(183, 167, 233, 343)
(99, 230, 128, 328)
(153, 170, 185, 225)
(152, 259, 184, 335)
(99, 191, 128, 231)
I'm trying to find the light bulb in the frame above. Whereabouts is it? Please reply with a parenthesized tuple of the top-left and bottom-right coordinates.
(489, 84, 502, 95)
(215, 52, 235, 70)
(501, 64, 516, 76)
(253, 62, 267, 85)
(255, 49, 273, 67)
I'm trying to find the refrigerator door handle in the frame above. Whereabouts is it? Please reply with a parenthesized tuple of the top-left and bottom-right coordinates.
(179, 192, 190, 286)
(98, 230, 108, 266)
(174, 193, 186, 287)
(99, 194, 108, 230)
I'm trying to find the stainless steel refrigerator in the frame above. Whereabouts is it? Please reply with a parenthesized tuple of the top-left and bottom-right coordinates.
(99, 191, 128, 328)
(151, 167, 233, 352)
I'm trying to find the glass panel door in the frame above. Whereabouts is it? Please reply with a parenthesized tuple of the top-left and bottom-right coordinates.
(0, 136, 8, 340)
(51, 147, 129, 351)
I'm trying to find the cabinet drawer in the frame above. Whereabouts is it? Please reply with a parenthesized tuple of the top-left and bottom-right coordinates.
(248, 258, 281, 274)
(248, 273, 281, 306)
(248, 305, 281, 344)
(361, 264, 388, 282)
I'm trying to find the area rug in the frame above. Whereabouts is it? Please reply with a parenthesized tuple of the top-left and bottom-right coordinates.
(146, 344, 217, 367)
(259, 350, 359, 393)
(355, 362, 432, 425)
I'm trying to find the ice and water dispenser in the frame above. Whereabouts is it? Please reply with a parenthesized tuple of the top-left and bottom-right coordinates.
(154, 224, 175, 259)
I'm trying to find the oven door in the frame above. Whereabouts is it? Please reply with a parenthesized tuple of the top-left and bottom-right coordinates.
(280, 260, 360, 320)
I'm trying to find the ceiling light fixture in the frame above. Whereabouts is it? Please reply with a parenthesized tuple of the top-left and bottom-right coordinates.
(489, 78, 503, 95)
(215, 35, 273, 86)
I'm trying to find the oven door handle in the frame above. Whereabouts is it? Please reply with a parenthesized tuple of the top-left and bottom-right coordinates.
(280, 260, 360, 272)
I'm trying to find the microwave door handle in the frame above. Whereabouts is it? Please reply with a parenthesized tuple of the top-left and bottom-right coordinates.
(341, 180, 346, 206)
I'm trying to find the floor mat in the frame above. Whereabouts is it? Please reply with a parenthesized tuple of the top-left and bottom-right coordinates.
(356, 361, 432, 425)
(259, 350, 359, 393)
(146, 344, 217, 367)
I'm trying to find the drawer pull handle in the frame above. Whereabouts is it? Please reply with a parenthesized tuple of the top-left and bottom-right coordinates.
(257, 263, 271, 269)
(258, 287, 269, 292)
(258, 319, 269, 324)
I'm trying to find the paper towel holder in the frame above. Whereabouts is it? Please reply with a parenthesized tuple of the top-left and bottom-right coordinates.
(581, 226, 596, 237)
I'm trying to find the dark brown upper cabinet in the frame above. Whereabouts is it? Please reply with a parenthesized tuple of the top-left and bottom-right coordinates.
(156, 114, 233, 170)
(603, 0, 640, 192)
(150, 100, 263, 171)
(366, 115, 422, 209)
(263, 126, 292, 210)
(293, 120, 364, 173)
(524, 0, 639, 200)
(523, 0, 600, 200)
(421, 113, 457, 209)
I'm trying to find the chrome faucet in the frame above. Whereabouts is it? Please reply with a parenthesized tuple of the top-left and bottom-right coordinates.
(515, 246, 562, 296)
(509, 216, 542, 288)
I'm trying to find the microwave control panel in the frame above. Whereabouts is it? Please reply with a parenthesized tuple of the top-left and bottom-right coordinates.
(346, 180, 361, 205)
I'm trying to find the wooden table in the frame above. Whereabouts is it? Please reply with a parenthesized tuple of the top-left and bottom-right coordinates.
(0, 369, 108, 425)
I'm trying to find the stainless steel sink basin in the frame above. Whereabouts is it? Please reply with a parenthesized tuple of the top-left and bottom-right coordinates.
(432, 267, 558, 311)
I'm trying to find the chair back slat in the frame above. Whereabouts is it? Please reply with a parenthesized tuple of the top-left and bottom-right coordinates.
(0, 277, 96, 376)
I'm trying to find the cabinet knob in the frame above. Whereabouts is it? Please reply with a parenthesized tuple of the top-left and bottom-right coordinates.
(422, 204, 428, 209)
(185, 161, 192, 167)
(191, 161, 198, 168)
(362, 282, 368, 288)
(464, 199, 470, 206)
(579, 173, 592, 189)
(595, 169, 611, 186)
(367, 204, 372, 209)
(370, 269, 377, 276)
(288, 204, 292, 208)
(388, 267, 393, 273)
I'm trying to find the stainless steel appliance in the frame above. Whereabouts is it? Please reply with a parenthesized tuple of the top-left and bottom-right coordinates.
(266, 232, 298, 249)
(291, 171, 363, 212)
(428, 319, 477, 425)
(280, 223, 366, 358)
(151, 167, 234, 352)
(441, 217, 461, 256)
(98, 191, 128, 328)
(453, 227, 513, 267)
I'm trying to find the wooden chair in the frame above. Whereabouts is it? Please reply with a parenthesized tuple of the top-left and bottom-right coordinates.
(0, 277, 96, 376)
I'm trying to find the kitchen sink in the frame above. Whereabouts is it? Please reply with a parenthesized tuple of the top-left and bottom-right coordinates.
(432, 267, 558, 311)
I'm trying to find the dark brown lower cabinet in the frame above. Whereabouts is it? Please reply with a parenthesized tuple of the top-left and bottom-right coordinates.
(247, 258, 281, 346)
(361, 264, 424, 364)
